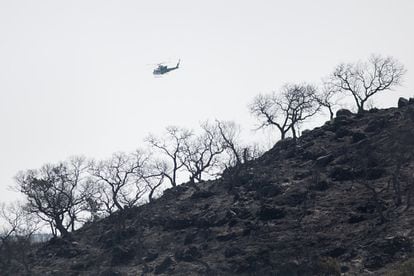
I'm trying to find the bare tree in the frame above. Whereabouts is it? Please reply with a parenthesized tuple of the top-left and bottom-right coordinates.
(89, 150, 148, 214)
(215, 120, 262, 168)
(284, 84, 320, 138)
(249, 83, 319, 139)
(0, 202, 39, 246)
(315, 82, 343, 120)
(249, 93, 291, 140)
(146, 126, 192, 187)
(180, 122, 225, 183)
(15, 157, 92, 237)
(143, 160, 166, 203)
(327, 55, 406, 113)
(0, 202, 40, 274)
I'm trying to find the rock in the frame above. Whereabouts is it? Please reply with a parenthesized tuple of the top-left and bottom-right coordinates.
(364, 118, 386, 132)
(341, 266, 350, 273)
(230, 207, 251, 219)
(216, 231, 238, 241)
(366, 167, 386, 180)
(154, 256, 174, 274)
(257, 205, 286, 220)
(293, 170, 312, 180)
(99, 268, 122, 276)
(191, 190, 215, 199)
(381, 236, 412, 256)
(301, 129, 311, 136)
(55, 246, 80, 258)
(256, 183, 281, 197)
(365, 236, 412, 269)
(301, 150, 314, 160)
(111, 245, 135, 265)
(311, 179, 330, 191)
(273, 137, 295, 151)
(224, 246, 242, 258)
(356, 203, 376, 214)
(333, 116, 354, 128)
(282, 188, 308, 206)
(348, 214, 366, 224)
(336, 109, 353, 117)
(329, 166, 354, 181)
(196, 211, 228, 227)
(175, 246, 201, 262)
(165, 218, 193, 230)
(409, 97, 414, 104)
(143, 250, 159, 262)
(398, 97, 409, 108)
(335, 127, 352, 138)
(327, 247, 346, 258)
(352, 132, 367, 143)
(315, 154, 334, 166)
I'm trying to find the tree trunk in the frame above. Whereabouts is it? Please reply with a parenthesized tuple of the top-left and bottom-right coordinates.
(328, 107, 334, 120)
(358, 100, 365, 113)
(54, 217, 69, 237)
(291, 127, 297, 139)
(112, 195, 123, 211)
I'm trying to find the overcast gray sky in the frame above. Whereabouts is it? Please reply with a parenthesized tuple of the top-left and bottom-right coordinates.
(0, 0, 413, 203)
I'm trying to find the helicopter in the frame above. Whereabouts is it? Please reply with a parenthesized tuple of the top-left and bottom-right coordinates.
(153, 59, 180, 75)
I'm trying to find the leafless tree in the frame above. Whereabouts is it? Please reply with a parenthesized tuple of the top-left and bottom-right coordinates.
(15, 157, 92, 237)
(0, 202, 40, 274)
(249, 83, 319, 139)
(327, 55, 406, 113)
(215, 120, 262, 168)
(0, 202, 39, 246)
(146, 126, 192, 187)
(89, 150, 148, 214)
(315, 82, 343, 120)
(180, 122, 225, 183)
(143, 160, 166, 203)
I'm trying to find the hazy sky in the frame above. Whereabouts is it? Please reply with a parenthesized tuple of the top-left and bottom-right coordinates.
(0, 0, 413, 203)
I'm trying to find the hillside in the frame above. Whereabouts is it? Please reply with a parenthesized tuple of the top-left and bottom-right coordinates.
(9, 99, 414, 275)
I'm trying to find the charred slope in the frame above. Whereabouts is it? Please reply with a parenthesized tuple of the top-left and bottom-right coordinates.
(22, 101, 414, 275)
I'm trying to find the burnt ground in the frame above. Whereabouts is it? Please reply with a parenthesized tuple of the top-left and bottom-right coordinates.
(8, 101, 414, 275)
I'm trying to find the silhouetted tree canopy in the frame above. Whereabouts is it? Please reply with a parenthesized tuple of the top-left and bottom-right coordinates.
(250, 83, 319, 139)
(327, 55, 406, 113)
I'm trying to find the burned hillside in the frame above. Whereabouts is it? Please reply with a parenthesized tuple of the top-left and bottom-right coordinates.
(4, 99, 414, 275)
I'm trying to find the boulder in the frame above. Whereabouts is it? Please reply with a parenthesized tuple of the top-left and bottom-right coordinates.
(175, 246, 201, 262)
(335, 127, 352, 138)
(224, 246, 243, 258)
(99, 268, 122, 276)
(364, 118, 386, 132)
(111, 245, 135, 265)
(143, 250, 159, 262)
(336, 109, 353, 117)
(398, 97, 409, 108)
(257, 205, 286, 220)
(154, 256, 174, 274)
(329, 166, 354, 181)
(191, 190, 214, 199)
(366, 167, 386, 180)
(352, 132, 367, 143)
(165, 217, 194, 230)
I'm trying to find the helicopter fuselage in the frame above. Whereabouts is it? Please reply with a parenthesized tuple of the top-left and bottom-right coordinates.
(153, 60, 180, 75)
